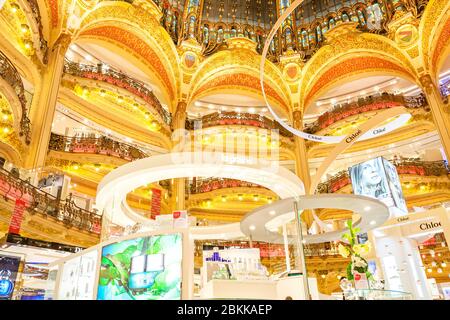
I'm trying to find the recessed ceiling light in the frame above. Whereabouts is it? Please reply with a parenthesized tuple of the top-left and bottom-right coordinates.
(249, 225, 256, 231)
(248, 107, 256, 113)
(364, 206, 371, 212)
(370, 220, 376, 225)
(269, 210, 276, 215)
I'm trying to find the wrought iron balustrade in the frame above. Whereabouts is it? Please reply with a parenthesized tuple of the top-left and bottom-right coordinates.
(49, 133, 148, 161)
(0, 51, 31, 144)
(25, 0, 49, 63)
(186, 111, 293, 138)
(304, 93, 429, 135)
(0, 167, 102, 234)
(316, 159, 449, 194)
(189, 177, 267, 194)
(63, 60, 171, 126)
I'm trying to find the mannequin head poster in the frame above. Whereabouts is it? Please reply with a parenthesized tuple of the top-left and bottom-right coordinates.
(349, 157, 407, 216)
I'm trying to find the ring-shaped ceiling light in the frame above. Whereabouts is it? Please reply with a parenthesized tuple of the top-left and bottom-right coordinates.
(259, 0, 411, 144)
(240, 194, 390, 244)
(96, 152, 305, 227)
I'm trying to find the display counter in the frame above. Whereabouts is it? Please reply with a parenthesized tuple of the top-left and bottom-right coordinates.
(200, 276, 319, 300)
(201, 279, 278, 300)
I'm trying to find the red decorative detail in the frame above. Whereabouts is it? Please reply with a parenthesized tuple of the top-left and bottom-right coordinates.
(80, 27, 175, 99)
(305, 57, 413, 107)
(195, 73, 288, 110)
(287, 66, 297, 79)
(8, 199, 26, 234)
(150, 188, 162, 219)
(48, 0, 59, 27)
(317, 101, 402, 130)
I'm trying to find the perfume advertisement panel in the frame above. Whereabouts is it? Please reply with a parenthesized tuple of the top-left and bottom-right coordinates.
(97, 233, 182, 300)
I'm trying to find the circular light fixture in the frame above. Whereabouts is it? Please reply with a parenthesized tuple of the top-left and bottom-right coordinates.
(364, 206, 371, 212)
(249, 225, 256, 231)
(269, 210, 276, 215)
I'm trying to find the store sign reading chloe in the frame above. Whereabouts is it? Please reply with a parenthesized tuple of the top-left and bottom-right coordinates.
(345, 129, 362, 143)
(419, 221, 441, 231)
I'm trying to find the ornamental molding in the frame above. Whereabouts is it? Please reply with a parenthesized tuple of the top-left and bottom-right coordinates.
(76, 3, 180, 102)
(419, 0, 450, 77)
(299, 31, 419, 110)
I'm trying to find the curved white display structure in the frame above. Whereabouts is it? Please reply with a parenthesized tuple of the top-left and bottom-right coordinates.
(96, 152, 305, 228)
(240, 194, 390, 244)
(258, 0, 411, 144)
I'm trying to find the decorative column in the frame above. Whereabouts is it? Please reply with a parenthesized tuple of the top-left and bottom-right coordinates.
(25, 33, 71, 170)
(171, 101, 187, 211)
(420, 74, 450, 161)
(293, 110, 313, 227)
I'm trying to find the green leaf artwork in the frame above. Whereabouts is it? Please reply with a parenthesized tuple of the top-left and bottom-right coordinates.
(97, 234, 182, 300)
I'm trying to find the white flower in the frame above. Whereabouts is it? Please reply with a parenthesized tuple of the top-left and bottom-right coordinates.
(352, 255, 367, 268)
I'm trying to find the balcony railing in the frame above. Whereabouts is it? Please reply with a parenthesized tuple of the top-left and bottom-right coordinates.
(63, 60, 171, 126)
(0, 51, 31, 144)
(186, 112, 294, 138)
(48, 133, 148, 161)
(304, 93, 428, 135)
(304, 242, 341, 257)
(25, 0, 49, 63)
(0, 167, 102, 234)
(316, 159, 450, 194)
(189, 177, 267, 194)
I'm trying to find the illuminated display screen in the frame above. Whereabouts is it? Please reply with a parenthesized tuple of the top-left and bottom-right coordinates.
(0, 255, 20, 300)
(97, 233, 182, 300)
(349, 157, 407, 216)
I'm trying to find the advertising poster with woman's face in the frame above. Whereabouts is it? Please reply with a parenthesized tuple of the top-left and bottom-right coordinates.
(349, 157, 407, 216)
(382, 158, 408, 214)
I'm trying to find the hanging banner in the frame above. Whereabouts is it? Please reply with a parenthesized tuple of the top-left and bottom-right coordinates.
(8, 199, 26, 234)
(150, 188, 162, 220)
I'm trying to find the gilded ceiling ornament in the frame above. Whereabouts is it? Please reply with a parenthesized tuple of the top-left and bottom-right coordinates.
(304, 56, 415, 109)
(299, 30, 418, 110)
(189, 48, 290, 105)
(419, 0, 450, 72)
(192, 73, 289, 112)
(395, 24, 419, 48)
(431, 17, 450, 74)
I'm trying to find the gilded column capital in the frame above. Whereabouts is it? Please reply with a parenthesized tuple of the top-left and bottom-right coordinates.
(419, 73, 436, 95)
(52, 33, 72, 53)
(292, 110, 303, 129)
